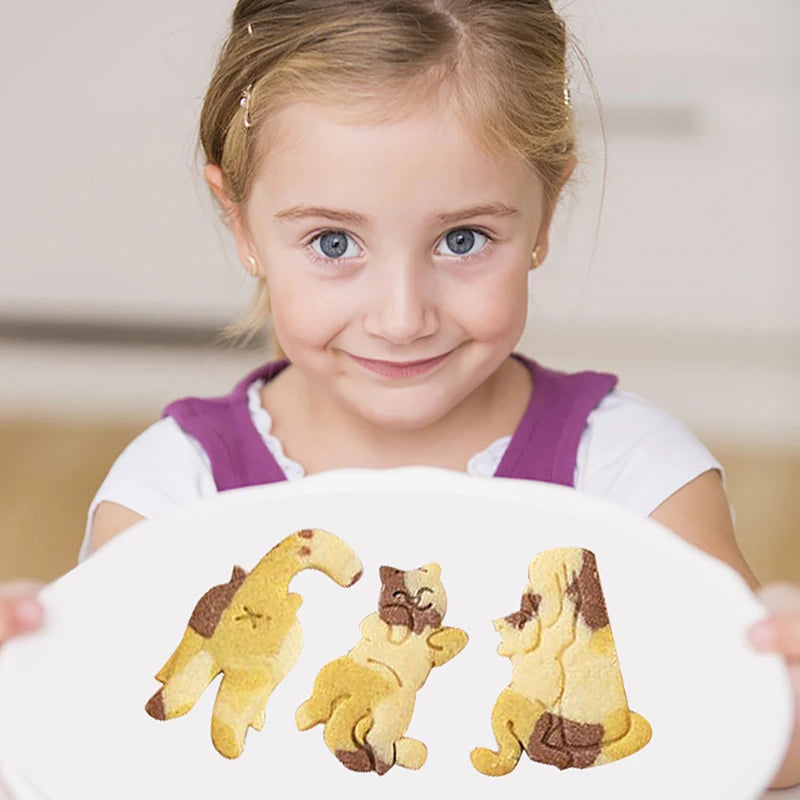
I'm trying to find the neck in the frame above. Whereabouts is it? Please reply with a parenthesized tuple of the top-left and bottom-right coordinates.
(263, 355, 532, 473)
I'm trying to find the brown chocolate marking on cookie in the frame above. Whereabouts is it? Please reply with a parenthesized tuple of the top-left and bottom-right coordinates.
(522, 592, 541, 617)
(527, 713, 571, 770)
(527, 712, 603, 770)
(378, 567, 410, 627)
(336, 748, 373, 772)
(188, 565, 248, 638)
(504, 592, 542, 629)
(378, 566, 441, 634)
(145, 689, 166, 720)
(298, 529, 314, 539)
(336, 739, 393, 775)
(349, 569, 363, 587)
(299, 546, 312, 557)
(566, 551, 609, 631)
(374, 757, 393, 776)
(562, 717, 604, 750)
(409, 594, 442, 634)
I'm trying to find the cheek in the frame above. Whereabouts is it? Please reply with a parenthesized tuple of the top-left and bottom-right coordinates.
(267, 273, 353, 347)
(449, 264, 530, 340)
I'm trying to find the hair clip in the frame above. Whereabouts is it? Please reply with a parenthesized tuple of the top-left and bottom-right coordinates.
(563, 84, 571, 107)
(247, 22, 254, 35)
(240, 83, 254, 129)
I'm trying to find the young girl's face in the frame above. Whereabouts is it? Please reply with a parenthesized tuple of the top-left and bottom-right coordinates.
(225, 96, 555, 431)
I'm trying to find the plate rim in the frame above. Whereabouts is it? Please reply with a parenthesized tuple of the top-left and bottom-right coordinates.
(8, 466, 797, 799)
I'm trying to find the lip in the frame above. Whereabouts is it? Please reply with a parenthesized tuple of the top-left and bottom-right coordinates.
(348, 351, 451, 378)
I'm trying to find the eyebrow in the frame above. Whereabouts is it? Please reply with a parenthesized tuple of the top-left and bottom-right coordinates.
(274, 202, 520, 226)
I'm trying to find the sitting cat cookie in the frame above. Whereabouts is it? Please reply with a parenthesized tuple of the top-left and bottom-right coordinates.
(145, 528, 363, 759)
(296, 563, 468, 774)
(471, 547, 651, 775)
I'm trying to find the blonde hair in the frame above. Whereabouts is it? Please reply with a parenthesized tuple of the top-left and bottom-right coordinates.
(201, 0, 576, 345)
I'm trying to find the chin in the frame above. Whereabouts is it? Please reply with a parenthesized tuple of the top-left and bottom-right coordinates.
(353, 392, 458, 432)
(364, 408, 442, 432)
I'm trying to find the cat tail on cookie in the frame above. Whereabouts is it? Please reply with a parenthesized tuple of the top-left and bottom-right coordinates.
(145, 529, 363, 759)
(283, 528, 363, 588)
(471, 690, 547, 776)
(596, 711, 652, 765)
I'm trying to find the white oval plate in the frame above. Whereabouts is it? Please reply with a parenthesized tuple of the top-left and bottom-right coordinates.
(0, 468, 792, 800)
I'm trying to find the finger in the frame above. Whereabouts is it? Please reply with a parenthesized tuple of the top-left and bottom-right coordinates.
(756, 582, 800, 615)
(0, 580, 44, 600)
(749, 615, 800, 660)
(771, 615, 800, 660)
(0, 584, 44, 644)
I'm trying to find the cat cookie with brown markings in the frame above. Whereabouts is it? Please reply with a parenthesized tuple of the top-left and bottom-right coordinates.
(471, 547, 651, 775)
(145, 529, 362, 758)
(296, 563, 468, 774)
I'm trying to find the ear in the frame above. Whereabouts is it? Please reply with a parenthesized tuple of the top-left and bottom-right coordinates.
(530, 155, 577, 269)
(495, 616, 541, 656)
(379, 566, 401, 584)
(204, 164, 261, 276)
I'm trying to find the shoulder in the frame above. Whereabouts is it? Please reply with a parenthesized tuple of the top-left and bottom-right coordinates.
(80, 417, 217, 561)
(106, 416, 214, 477)
(575, 389, 722, 516)
(583, 389, 694, 443)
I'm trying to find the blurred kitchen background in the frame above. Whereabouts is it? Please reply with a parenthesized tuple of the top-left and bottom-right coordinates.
(0, 0, 797, 584)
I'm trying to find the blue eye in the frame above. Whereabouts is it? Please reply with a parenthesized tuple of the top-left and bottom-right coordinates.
(436, 228, 489, 257)
(310, 231, 361, 260)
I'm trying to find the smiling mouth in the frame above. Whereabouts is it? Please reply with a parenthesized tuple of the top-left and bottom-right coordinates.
(348, 352, 451, 378)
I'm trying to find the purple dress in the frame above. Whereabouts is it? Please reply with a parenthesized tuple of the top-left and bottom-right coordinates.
(163, 353, 617, 491)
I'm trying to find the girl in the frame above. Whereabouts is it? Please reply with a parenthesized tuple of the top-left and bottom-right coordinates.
(1, 0, 799, 788)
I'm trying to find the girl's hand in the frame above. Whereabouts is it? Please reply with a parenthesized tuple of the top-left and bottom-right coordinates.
(749, 581, 800, 789)
(750, 582, 800, 660)
(0, 581, 44, 646)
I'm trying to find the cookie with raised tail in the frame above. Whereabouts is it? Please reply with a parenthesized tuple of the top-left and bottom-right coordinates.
(145, 528, 362, 758)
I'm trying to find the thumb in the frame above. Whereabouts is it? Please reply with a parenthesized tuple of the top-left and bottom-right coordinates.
(0, 581, 45, 644)
(749, 582, 800, 659)
(756, 582, 800, 615)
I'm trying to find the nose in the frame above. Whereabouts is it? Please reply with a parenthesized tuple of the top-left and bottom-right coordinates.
(362, 257, 438, 344)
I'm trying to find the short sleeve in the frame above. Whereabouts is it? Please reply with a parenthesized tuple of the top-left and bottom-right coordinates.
(79, 416, 218, 562)
(574, 390, 723, 517)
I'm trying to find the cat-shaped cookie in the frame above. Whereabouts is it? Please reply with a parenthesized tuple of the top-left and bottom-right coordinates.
(471, 547, 651, 774)
(145, 529, 362, 758)
(296, 563, 468, 774)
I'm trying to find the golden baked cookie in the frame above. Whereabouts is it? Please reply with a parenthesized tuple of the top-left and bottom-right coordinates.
(471, 547, 651, 774)
(296, 563, 468, 774)
(145, 528, 362, 758)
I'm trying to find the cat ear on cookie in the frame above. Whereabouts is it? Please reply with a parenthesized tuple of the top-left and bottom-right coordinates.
(494, 615, 541, 657)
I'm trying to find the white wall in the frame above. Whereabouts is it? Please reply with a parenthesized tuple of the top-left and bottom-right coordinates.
(523, 0, 800, 444)
(0, 0, 243, 323)
(0, 1, 797, 445)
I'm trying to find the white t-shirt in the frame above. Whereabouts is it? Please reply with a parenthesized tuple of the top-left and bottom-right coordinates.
(80, 381, 721, 561)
